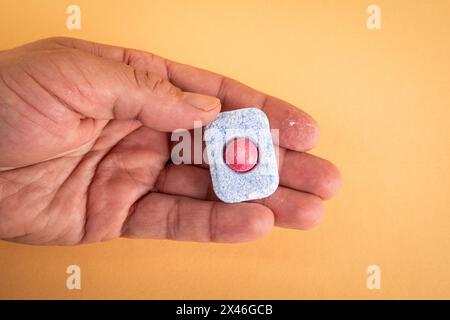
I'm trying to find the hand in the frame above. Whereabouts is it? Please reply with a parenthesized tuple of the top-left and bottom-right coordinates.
(0, 37, 341, 245)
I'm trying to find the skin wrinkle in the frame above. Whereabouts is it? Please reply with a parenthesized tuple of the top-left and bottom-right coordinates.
(78, 142, 132, 243)
(259, 93, 269, 113)
(0, 138, 98, 172)
(120, 200, 138, 237)
(29, 194, 58, 243)
(174, 199, 181, 240)
(154, 165, 169, 194)
(122, 48, 132, 65)
(0, 107, 22, 139)
(70, 55, 96, 95)
(49, 207, 82, 245)
(166, 196, 180, 240)
(204, 176, 215, 200)
(1, 175, 55, 239)
(132, 68, 140, 89)
(277, 147, 287, 180)
(162, 56, 171, 80)
(107, 158, 164, 238)
(215, 75, 229, 107)
(147, 71, 164, 93)
(81, 156, 108, 243)
(133, 100, 146, 125)
(0, 70, 53, 132)
(208, 201, 218, 242)
(125, 159, 155, 188)
(0, 166, 48, 201)
(83, 177, 115, 242)
(25, 157, 84, 241)
(22, 70, 62, 124)
(45, 52, 94, 118)
(39, 156, 89, 244)
(99, 130, 169, 190)
(23, 92, 57, 123)
(0, 175, 24, 199)
(112, 80, 142, 121)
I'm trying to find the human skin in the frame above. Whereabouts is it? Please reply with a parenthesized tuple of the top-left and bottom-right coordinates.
(0, 37, 341, 245)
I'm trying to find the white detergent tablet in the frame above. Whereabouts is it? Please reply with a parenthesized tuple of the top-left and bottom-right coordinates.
(204, 108, 279, 203)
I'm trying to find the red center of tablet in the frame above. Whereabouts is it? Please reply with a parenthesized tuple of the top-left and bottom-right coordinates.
(224, 138, 258, 172)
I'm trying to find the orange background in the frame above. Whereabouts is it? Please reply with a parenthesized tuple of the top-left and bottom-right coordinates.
(0, 0, 449, 299)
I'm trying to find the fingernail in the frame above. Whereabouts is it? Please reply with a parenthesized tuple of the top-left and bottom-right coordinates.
(182, 92, 221, 111)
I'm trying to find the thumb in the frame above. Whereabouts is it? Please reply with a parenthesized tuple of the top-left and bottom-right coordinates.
(74, 57, 221, 131)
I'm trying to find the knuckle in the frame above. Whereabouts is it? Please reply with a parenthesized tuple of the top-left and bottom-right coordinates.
(136, 70, 175, 95)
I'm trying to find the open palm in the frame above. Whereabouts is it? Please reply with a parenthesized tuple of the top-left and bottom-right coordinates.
(0, 38, 340, 245)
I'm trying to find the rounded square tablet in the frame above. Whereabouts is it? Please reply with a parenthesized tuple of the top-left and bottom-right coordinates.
(204, 108, 279, 203)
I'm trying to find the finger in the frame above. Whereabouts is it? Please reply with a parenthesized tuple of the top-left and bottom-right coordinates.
(28, 39, 221, 132)
(167, 64, 320, 151)
(49, 37, 319, 151)
(279, 149, 342, 200)
(260, 187, 323, 230)
(156, 164, 324, 230)
(121, 193, 274, 243)
(168, 133, 341, 199)
(167, 126, 340, 199)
